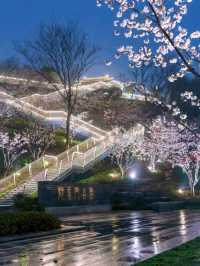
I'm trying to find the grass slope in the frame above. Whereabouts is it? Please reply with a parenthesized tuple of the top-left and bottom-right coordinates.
(136, 237, 200, 266)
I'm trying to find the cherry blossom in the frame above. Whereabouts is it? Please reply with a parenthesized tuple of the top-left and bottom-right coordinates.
(110, 125, 144, 178)
(0, 132, 27, 176)
(97, 0, 200, 81)
(167, 125, 200, 196)
(146, 118, 200, 195)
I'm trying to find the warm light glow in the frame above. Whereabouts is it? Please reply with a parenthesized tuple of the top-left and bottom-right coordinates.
(109, 172, 118, 179)
(44, 161, 49, 167)
(148, 165, 157, 173)
(178, 188, 184, 194)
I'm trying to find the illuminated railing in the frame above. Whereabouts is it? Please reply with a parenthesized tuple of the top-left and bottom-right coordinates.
(0, 91, 108, 138)
(0, 74, 112, 87)
(0, 137, 100, 196)
(0, 156, 55, 194)
(0, 91, 111, 198)
(0, 85, 144, 200)
(0, 124, 144, 199)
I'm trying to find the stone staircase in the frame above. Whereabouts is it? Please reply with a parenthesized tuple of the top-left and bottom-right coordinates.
(0, 159, 73, 206)
(0, 125, 144, 207)
(0, 79, 143, 207)
(0, 136, 112, 207)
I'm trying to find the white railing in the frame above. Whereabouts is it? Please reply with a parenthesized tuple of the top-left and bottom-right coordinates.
(0, 85, 144, 198)
(0, 74, 112, 88)
(0, 91, 108, 138)
(0, 123, 144, 197)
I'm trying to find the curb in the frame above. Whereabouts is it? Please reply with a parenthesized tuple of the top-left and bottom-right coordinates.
(0, 225, 84, 245)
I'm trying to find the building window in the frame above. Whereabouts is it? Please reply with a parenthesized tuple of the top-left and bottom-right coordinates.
(82, 188, 87, 200)
(57, 186, 65, 200)
(89, 187, 95, 201)
(74, 187, 80, 200)
(67, 187, 72, 200)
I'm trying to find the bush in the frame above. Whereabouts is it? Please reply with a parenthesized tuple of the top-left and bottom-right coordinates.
(0, 212, 61, 236)
(5, 118, 30, 132)
(78, 169, 121, 185)
(14, 193, 44, 212)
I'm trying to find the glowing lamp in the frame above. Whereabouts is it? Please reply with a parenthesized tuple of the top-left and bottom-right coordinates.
(44, 161, 49, 167)
(178, 188, 184, 195)
(129, 171, 137, 180)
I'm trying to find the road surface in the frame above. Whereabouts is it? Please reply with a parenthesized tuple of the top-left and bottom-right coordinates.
(1, 210, 200, 265)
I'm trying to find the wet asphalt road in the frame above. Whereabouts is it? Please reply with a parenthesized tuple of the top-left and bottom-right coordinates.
(1, 210, 200, 266)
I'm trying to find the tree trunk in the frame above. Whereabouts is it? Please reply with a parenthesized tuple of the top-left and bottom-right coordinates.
(65, 111, 71, 149)
(191, 184, 195, 197)
(4, 164, 12, 177)
(150, 154, 156, 172)
(119, 165, 124, 179)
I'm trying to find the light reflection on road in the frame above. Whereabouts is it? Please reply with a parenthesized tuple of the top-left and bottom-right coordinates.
(1, 210, 200, 266)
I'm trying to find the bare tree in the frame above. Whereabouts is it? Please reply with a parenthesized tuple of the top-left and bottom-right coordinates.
(0, 57, 20, 76)
(16, 22, 98, 148)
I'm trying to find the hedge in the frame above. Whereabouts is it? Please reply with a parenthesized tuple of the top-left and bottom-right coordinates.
(14, 193, 44, 212)
(0, 212, 61, 236)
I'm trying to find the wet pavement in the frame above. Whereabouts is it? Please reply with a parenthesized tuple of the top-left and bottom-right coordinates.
(1, 210, 200, 265)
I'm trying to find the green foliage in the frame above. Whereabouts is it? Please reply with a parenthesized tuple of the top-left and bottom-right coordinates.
(136, 237, 200, 266)
(4, 118, 30, 133)
(14, 193, 44, 212)
(0, 211, 61, 236)
(79, 169, 121, 184)
(49, 129, 81, 155)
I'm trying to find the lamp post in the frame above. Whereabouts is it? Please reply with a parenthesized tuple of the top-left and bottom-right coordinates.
(129, 170, 137, 193)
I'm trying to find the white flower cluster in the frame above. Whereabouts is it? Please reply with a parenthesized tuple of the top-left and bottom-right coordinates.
(181, 91, 200, 107)
(147, 118, 200, 195)
(0, 132, 27, 173)
(97, 0, 200, 82)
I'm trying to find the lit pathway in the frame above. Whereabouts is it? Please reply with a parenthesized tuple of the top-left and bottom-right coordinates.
(0, 74, 113, 87)
(1, 210, 200, 265)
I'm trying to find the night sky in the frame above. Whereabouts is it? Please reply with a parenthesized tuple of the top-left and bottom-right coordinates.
(0, 0, 200, 78)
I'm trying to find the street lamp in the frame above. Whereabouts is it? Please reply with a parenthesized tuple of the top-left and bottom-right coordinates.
(178, 188, 184, 195)
(129, 170, 137, 180)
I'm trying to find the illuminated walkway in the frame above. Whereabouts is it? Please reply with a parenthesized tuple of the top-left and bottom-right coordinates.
(0, 210, 200, 265)
(0, 74, 113, 86)
(0, 84, 143, 206)
(0, 90, 111, 205)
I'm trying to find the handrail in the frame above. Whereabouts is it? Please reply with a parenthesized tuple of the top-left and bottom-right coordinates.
(0, 82, 144, 201)
(0, 74, 113, 88)
(0, 92, 107, 138)
(0, 123, 144, 199)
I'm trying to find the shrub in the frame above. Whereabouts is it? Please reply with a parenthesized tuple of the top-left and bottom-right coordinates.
(14, 193, 44, 212)
(5, 118, 30, 132)
(78, 169, 121, 184)
(0, 212, 61, 236)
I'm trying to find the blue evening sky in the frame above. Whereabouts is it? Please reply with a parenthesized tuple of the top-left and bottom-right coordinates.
(0, 0, 199, 78)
